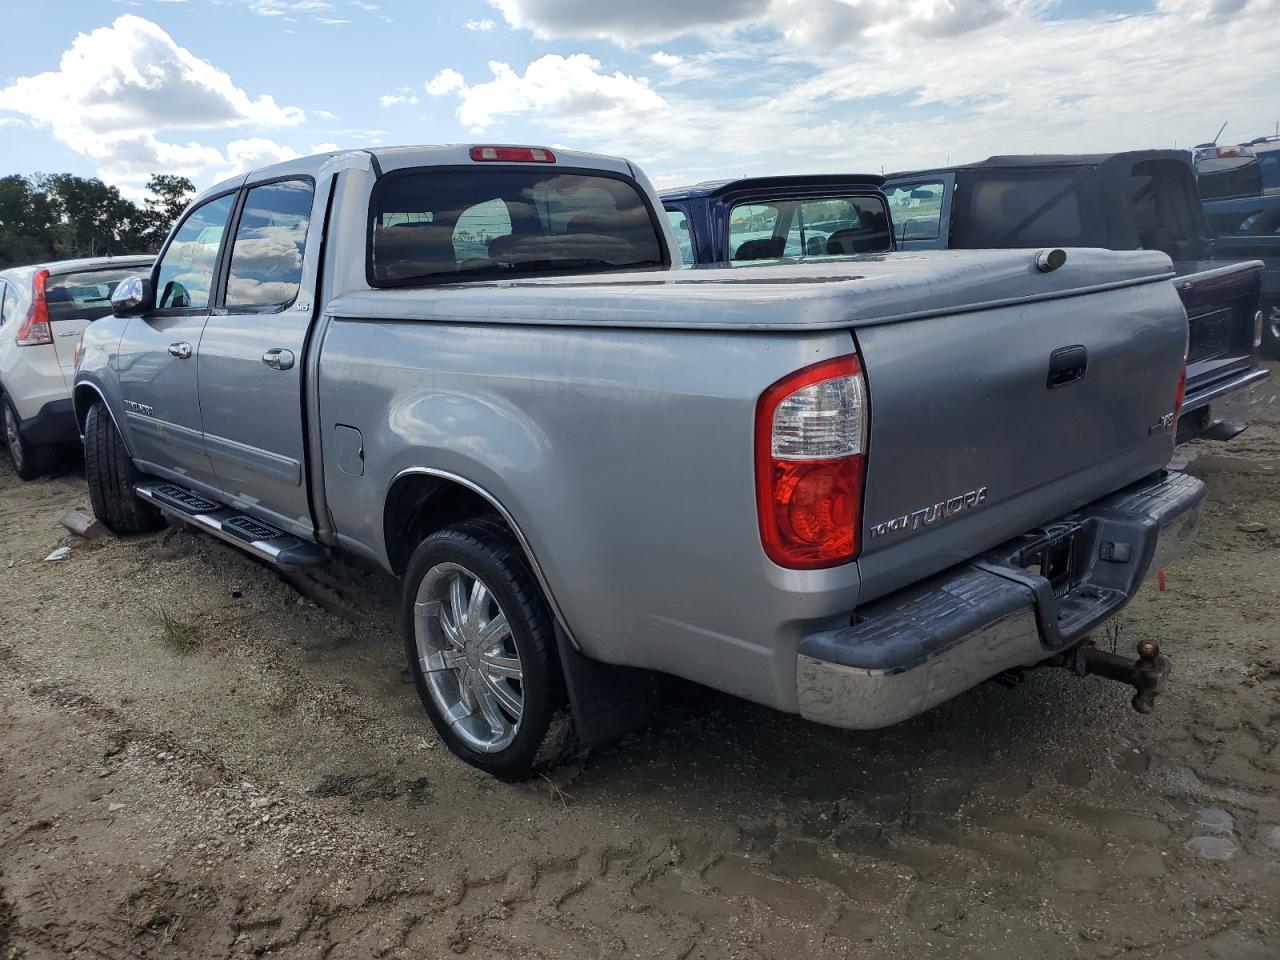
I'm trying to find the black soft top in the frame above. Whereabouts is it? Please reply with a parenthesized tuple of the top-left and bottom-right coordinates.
(888, 149, 1193, 181)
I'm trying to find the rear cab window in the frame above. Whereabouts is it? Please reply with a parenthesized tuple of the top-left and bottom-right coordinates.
(369, 168, 667, 286)
(45, 267, 147, 323)
(728, 196, 890, 264)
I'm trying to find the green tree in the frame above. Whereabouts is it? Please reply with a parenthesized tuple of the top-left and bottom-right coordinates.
(0, 175, 59, 269)
(142, 174, 195, 248)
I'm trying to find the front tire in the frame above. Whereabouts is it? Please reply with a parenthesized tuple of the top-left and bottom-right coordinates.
(403, 521, 574, 780)
(84, 401, 165, 535)
(2, 395, 54, 481)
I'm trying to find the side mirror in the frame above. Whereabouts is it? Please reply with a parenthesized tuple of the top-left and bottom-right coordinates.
(111, 275, 153, 317)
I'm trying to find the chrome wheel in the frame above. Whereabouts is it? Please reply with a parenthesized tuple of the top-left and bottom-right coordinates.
(413, 562, 523, 753)
(3, 403, 23, 473)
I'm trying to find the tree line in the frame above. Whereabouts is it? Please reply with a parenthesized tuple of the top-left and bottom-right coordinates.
(0, 173, 195, 270)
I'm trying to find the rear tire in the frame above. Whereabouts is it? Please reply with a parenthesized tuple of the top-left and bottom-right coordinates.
(84, 401, 165, 535)
(403, 520, 574, 780)
(2, 395, 54, 481)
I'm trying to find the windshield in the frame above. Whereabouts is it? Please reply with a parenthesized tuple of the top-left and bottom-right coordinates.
(369, 169, 666, 285)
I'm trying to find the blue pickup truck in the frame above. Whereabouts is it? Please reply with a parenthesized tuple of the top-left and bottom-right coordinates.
(660, 175, 892, 267)
(884, 151, 1269, 442)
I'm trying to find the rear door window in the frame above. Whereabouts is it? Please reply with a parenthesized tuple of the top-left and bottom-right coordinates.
(0, 280, 8, 325)
(44, 267, 146, 323)
(224, 179, 314, 309)
(885, 182, 945, 240)
(369, 169, 665, 285)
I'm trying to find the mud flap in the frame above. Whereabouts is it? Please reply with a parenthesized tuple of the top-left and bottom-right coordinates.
(554, 623, 659, 751)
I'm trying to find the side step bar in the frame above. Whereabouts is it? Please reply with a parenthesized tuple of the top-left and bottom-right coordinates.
(135, 481, 326, 568)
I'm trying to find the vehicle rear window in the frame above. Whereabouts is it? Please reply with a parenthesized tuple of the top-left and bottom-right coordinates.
(1258, 152, 1280, 192)
(368, 169, 666, 285)
(1129, 160, 1206, 259)
(955, 171, 1101, 248)
(45, 267, 146, 323)
(728, 196, 890, 263)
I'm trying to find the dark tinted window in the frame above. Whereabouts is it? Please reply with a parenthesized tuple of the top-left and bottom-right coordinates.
(225, 179, 314, 308)
(155, 193, 236, 309)
(1129, 160, 1205, 259)
(45, 267, 147, 323)
(956, 171, 1099, 247)
(369, 169, 665, 285)
(1258, 152, 1280, 191)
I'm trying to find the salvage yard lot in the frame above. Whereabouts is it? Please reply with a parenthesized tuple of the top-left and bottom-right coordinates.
(2, 369, 1279, 959)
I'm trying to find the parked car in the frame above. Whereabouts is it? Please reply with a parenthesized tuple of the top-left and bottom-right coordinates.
(1192, 143, 1264, 201)
(885, 151, 1268, 443)
(660, 175, 891, 266)
(0, 255, 154, 478)
(76, 144, 1201, 780)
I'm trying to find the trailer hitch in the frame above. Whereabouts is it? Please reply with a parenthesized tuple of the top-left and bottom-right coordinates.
(1070, 639, 1171, 714)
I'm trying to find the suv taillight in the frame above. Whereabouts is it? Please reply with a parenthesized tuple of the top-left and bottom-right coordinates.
(755, 355, 868, 569)
(16, 269, 53, 347)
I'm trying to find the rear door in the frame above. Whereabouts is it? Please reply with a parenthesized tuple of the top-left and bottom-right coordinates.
(117, 191, 238, 484)
(883, 174, 954, 249)
(45, 265, 148, 392)
(196, 177, 318, 536)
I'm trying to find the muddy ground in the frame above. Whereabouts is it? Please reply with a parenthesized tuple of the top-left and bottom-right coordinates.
(2, 378, 1279, 960)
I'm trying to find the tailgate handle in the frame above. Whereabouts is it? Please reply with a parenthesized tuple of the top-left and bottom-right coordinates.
(1047, 345, 1088, 388)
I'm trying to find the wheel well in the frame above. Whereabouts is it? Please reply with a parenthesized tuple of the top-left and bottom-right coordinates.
(383, 473, 505, 574)
(72, 385, 100, 433)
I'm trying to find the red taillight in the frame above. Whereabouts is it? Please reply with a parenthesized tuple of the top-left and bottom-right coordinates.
(16, 269, 53, 347)
(755, 355, 868, 569)
(469, 146, 556, 163)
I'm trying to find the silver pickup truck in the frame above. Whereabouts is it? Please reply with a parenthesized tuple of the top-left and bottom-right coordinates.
(75, 144, 1203, 779)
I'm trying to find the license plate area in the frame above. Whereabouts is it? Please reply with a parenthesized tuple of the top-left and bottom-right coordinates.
(1008, 522, 1087, 598)
(1188, 307, 1232, 363)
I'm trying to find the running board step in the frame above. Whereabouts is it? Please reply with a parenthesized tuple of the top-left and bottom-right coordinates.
(135, 481, 326, 569)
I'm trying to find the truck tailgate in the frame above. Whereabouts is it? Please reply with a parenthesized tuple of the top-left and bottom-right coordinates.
(853, 276, 1187, 604)
(1172, 260, 1263, 389)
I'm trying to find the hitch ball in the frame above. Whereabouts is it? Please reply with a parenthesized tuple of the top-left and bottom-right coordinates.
(1080, 640, 1172, 714)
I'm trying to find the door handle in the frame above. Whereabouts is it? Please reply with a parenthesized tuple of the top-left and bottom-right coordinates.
(262, 348, 295, 371)
(1047, 344, 1088, 389)
(168, 342, 193, 360)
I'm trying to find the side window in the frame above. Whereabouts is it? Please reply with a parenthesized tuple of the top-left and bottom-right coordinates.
(0, 281, 8, 325)
(1, 281, 18, 326)
(728, 204, 780, 262)
(225, 179, 314, 309)
(665, 208, 694, 266)
(885, 182, 945, 240)
(155, 193, 236, 309)
(452, 198, 511, 263)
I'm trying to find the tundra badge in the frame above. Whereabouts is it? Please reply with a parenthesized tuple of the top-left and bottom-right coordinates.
(870, 487, 989, 539)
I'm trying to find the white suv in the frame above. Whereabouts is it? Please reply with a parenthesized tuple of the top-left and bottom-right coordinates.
(1, 256, 153, 479)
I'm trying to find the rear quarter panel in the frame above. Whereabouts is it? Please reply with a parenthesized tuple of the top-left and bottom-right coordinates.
(318, 318, 862, 711)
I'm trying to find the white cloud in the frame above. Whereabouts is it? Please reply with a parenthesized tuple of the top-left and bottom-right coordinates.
(430, 55, 665, 131)
(210, 137, 300, 182)
(379, 87, 419, 107)
(425, 68, 466, 96)
(650, 51, 683, 67)
(0, 15, 304, 185)
(466, 17, 496, 29)
(488, 0, 768, 42)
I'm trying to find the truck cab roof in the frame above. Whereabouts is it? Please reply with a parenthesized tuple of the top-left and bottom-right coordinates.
(660, 174, 885, 202)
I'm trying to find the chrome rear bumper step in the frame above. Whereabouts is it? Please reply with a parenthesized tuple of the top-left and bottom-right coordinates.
(136, 481, 326, 568)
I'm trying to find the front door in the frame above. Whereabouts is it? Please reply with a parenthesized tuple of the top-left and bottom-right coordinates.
(197, 177, 318, 536)
(117, 191, 238, 484)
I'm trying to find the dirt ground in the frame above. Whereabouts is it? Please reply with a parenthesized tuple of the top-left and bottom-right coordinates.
(2, 375, 1279, 960)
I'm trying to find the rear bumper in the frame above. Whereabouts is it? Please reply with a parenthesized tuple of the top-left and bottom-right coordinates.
(19, 398, 78, 446)
(796, 471, 1204, 730)
(1177, 366, 1270, 443)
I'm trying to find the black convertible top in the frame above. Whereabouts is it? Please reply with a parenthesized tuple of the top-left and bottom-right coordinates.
(888, 149, 1193, 180)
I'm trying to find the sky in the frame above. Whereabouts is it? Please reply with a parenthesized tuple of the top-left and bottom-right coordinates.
(0, 0, 1277, 198)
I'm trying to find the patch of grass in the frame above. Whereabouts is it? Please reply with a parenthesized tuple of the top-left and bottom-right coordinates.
(145, 606, 201, 653)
